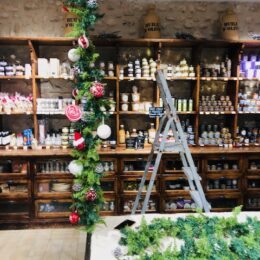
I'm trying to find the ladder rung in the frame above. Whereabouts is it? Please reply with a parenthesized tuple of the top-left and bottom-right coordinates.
(154, 142, 183, 152)
(183, 167, 201, 181)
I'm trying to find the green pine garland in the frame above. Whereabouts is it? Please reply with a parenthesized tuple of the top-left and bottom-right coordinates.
(118, 207, 260, 259)
(64, 0, 110, 233)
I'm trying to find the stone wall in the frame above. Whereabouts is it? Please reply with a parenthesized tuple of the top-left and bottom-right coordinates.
(0, 0, 259, 39)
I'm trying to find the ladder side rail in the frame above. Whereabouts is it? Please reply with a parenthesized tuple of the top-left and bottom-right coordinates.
(131, 115, 167, 215)
(141, 118, 174, 214)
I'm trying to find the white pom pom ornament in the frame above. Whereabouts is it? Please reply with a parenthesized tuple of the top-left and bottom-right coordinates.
(97, 124, 111, 140)
(68, 160, 83, 176)
(68, 48, 80, 62)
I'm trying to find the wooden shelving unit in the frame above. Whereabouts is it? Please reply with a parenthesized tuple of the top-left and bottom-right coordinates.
(0, 37, 260, 227)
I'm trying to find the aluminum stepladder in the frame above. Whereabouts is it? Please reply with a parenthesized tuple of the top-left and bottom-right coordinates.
(131, 70, 211, 215)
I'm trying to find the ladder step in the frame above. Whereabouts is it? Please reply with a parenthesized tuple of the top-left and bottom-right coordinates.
(183, 167, 201, 181)
(154, 142, 183, 152)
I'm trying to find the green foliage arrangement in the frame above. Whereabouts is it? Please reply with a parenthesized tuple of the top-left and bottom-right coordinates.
(64, 0, 110, 233)
(117, 207, 260, 259)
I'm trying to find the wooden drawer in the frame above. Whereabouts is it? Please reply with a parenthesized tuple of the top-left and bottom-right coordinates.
(35, 179, 73, 199)
(0, 159, 29, 178)
(161, 195, 195, 213)
(0, 180, 30, 199)
(119, 195, 158, 214)
(206, 193, 242, 211)
(119, 175, 158, 195)
(120, 156, 152, 175)
(100, 194, 117, 216)
(0, 200, 30, 219)
(160, 175, 190, 196)
(204, 155, 242, 175)
(100, 177, 117, 194)
(35, 199, 72, 218)
(34, 158, 72, 179)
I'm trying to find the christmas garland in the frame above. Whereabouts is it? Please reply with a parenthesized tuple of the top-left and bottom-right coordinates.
(63, 0, 111, 232)
(115, 207, 260, 259)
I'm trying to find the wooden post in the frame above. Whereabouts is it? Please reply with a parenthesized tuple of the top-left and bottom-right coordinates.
(85, 233, 92, 260)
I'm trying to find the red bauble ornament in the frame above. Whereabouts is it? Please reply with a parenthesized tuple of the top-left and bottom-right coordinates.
(90, 82, 104, 98)
(78, 35, 89, 49)
(65, 104, 82, 122)
(86, 188, 97, 201)
(73, 131, 85, 150)
(69, 211, 80, 224)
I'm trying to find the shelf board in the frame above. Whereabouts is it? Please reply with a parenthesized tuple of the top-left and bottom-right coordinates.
(0, 192, 29, 199)
(199, 111, 236, 115)
(247, 169, 260, 174)
(238, 77, 260, 81)
(167, 77, 197, 81)
(119, 111, 149, 115)
(103, 76, 117, 80)
(0, 75, 31, 80)
(238, 111, 260, 115)
(164, 208, 195, 213)
(35, 75, 74, 80)
(200, 77, 237, 81)
(119, 77, 156, 81)
(0, 173, 27, 178)
(0, 112, 33, 115)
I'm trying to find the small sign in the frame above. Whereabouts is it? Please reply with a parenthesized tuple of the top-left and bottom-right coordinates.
(149, 107, 164, 118)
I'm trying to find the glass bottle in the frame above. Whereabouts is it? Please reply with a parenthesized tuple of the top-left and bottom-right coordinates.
(148, 123, 156, 144)
(131, 129, 138, 138)
(119, 125, 126, 144)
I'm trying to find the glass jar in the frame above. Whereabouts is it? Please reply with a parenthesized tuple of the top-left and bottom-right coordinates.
(121, 103, 129, 111)
(121, 93, 129, 103)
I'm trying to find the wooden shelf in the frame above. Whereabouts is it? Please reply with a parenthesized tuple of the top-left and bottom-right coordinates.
(200, 77, 237, 81)
(238, 112, 260, 115)
(119, 77, 156, 81)
(0, 192, 29, 199)
(166, 77, 197, 81)
(0, 112, 33, 115)
(238, 77, 260, 81)
(0, 75, 31, 80)
(0, 173, 27, 178)
(119, 111, 149, 115)
(103, 76, 117, 80)
(199, 111, 236, 115)
(35, 75, 74, 80)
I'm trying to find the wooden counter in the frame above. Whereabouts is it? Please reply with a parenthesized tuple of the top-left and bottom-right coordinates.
(0, 146, 260, 157)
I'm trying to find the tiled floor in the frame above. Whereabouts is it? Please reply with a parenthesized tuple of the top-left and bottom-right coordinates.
(0, 228, 86, 260)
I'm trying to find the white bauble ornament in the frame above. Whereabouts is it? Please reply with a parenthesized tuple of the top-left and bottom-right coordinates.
(68, 48, 80, 62)
(68, 160, 83, 176)
(97, 124, 111, 139)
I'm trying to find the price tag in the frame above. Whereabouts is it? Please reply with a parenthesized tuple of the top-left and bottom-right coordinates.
(205, 112, 210, 115)
(215, 112, 219, 115)
(220, 111, 225, 114)
(199, 112, 204, 115)
(213, 77, 217, 80)
(231, 111, 236, 114)
(149, 107, 164, 118)
(129, 77, 134, 81)
(224, 77, 228, 81)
